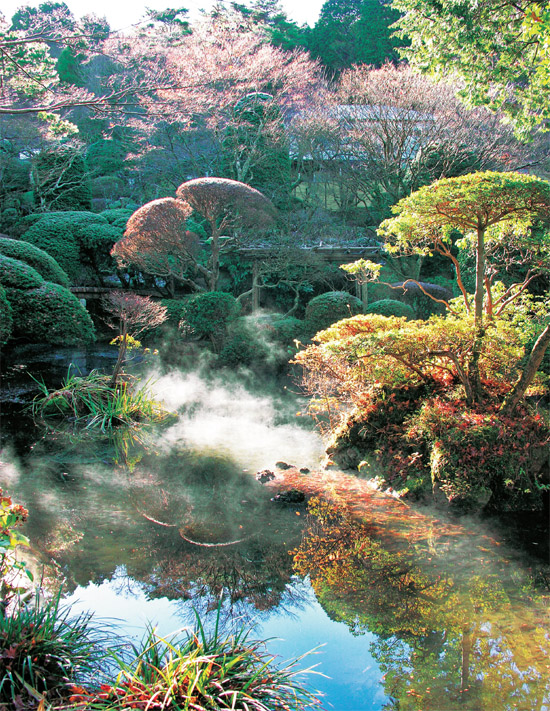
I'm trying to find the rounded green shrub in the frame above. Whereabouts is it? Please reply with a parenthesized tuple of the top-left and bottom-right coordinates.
(140, 298, 189, 344)
(0, 254, 44, 289)
(270, 316, 304, 344)
(0, 235, 70, 287)
(6, 281, 95, 345)
(21, 212, 117, 282)
(365, 299, 415, 319)
(100, 208, 134, 225)
(182, 292, 240, 342)
(219, 320, 269, 366)
(304, 291, 364, 335)
(161, 298, 188, 325)
(0, 285, 13, 344)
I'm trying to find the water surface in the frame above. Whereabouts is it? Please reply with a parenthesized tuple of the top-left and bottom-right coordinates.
(0, 347, 548, 710)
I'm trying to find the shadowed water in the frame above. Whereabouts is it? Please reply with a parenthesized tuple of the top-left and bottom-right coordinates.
(0, 346, 548, 710)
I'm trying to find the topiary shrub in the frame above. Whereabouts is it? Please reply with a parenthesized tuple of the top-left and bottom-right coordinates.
(0, 235, 70, 287)
(0, 285, 13, 344)
(0, 254, 44, 289)
(100, 208, 134, 226)
(21, 212, 119, 283)
(365, 299, 415, 319)
(218, 319, 270, 366)
(304, 291, 363, 336)
(269, 316, 305, 344)
(181, 292, 241, 348)
(140, 298, 189, 345)
(6, 281, 95, 345)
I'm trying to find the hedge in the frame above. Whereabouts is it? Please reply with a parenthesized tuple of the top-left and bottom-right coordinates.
(0, 285, 13, 344)
(0, 254, 44, 290)
(304, 291, 364, 335)
(365, 299, 416, 319)
(0, 235, 70, 287)
(6, 281, 95, 345)
(21, 212, 120, 282)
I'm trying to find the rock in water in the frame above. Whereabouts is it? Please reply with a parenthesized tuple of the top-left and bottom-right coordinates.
(256, 469, 275, 483)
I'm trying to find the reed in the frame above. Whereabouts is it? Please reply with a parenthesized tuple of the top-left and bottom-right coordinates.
(0, 593, 106, 709)
(67, 613, 321, 711)
(32, 369, 171, 431)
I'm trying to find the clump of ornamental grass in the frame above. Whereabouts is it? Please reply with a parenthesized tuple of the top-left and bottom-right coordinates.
(0, 593, 106, 709)
(31, 369, 171, 431)
(67, 615, 321, 711)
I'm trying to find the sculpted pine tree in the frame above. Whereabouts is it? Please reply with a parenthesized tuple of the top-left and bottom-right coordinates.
(176, 177, 277, 291)
(112, 198, 204, 295)
(376, 171, 550, 408)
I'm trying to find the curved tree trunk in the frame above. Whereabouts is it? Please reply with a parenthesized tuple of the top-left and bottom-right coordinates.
(469, 224, 487, 400)
(501, 323, 550, 414)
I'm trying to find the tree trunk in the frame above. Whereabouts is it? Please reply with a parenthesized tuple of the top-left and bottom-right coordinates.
(252, 260, 260, 311)
(468, 224, 486, 399)
(210, 221, 220, 292)
(474, 225, 485, 330)
(501, 323, 550, 414)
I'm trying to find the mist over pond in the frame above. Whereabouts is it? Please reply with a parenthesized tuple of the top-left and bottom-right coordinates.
(0, 346, 549, 710)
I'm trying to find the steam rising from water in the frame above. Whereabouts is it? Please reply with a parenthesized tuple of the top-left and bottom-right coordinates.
(149, 369, 323, 472)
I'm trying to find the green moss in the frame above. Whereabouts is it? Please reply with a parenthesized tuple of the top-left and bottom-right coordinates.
(0, 236, 70, 287)
(304, 291, 364, 335)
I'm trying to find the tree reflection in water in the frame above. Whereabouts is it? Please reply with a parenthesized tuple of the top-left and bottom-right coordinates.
(293, 497, 550, 711)
(3, 417, 549, 710)
(10, 429, 312, 630)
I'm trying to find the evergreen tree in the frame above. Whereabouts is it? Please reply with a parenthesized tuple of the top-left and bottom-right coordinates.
(309, 0, 404, 73)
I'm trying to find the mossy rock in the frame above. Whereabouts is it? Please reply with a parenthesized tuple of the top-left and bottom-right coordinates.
(365, 299, 415, 319)
(0, 235, 70, 287)
(304, 291, 363, 335)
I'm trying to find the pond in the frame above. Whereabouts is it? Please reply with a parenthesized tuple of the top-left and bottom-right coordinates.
(0, 345, 549, 711)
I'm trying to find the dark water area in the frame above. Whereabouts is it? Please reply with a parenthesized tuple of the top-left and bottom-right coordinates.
(0, 345, 549, 711)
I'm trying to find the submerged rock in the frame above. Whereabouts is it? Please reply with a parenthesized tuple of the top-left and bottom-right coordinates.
(255, 469, 276, 484)
(271, 489, 306, 505)
(275, 461, 292, 470)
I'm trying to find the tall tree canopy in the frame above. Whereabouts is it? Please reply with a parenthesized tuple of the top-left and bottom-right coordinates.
(309, 0, 404, 73)
(392, 0, 550, 136)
